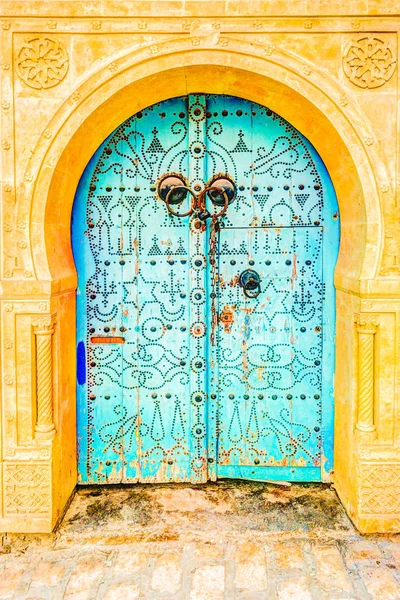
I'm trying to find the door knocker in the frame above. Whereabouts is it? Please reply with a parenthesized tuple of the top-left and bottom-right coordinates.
(239, 269, 261, 299)
(157, 174, 236, 221)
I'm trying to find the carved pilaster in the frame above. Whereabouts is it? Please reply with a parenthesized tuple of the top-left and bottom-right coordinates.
(355, 315, 379, 434)
(33, 318, 56, 439)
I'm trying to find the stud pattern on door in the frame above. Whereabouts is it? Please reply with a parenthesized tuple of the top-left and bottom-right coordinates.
(72, 94, 339, 484)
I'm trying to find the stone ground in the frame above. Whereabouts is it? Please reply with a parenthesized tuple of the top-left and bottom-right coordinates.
(1, 481, 400, 599)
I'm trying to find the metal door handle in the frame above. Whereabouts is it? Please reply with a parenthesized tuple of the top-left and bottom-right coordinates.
(239, 269, 261, 298)
(157, 174, 236, 220)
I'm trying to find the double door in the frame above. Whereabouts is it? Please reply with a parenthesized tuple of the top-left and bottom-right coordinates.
(72, 94, 339, 484)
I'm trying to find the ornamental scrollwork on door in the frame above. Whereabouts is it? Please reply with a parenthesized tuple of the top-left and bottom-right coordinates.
(73, 94, 339, 483)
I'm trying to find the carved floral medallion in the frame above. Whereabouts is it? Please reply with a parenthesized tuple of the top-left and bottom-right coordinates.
(16, 37, 69, 89)
(343, 35, 396, 89)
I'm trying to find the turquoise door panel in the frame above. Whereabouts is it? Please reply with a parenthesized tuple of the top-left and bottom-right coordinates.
(72, 94, 339, 484)
(215, 226, 324, 480)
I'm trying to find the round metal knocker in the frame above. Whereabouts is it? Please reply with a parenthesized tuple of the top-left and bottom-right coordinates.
(239, 269, 261, 299)
(157, 174, 194, 217)
(165, 185, 196, 217)
(207, 176, 237, 207)
(157, 174, 188, 205)
(201, 185, 229, 220)
(157, 173, 234, 221)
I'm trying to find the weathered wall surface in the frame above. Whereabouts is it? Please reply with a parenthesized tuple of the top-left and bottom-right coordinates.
(0, 0, 399, 533)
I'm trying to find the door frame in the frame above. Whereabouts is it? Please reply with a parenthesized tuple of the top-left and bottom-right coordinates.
(8, 42, 388, 532)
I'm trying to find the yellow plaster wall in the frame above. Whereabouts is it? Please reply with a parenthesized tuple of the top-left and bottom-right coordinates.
(0, 0, 399, 533)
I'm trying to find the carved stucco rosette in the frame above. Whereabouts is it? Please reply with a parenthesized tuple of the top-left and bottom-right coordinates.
(16, 37, 69, 89)
(343, 35, 396, 89)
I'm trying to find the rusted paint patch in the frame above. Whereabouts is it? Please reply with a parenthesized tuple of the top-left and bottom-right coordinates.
(90, 336, 125, 344)
(219, 305, 236, 333)
(291, 252, 297, 284)
(229, 273, 240, 287)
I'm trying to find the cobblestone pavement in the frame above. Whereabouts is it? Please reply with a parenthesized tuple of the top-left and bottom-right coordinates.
(1, 482, 400, 599)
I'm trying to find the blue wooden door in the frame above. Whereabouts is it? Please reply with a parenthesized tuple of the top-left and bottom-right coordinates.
(72, 94, 339, 484)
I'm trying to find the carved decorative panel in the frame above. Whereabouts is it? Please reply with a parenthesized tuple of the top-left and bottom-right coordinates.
(360, 464, 400, 515)
(3, 463, 51, 515)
